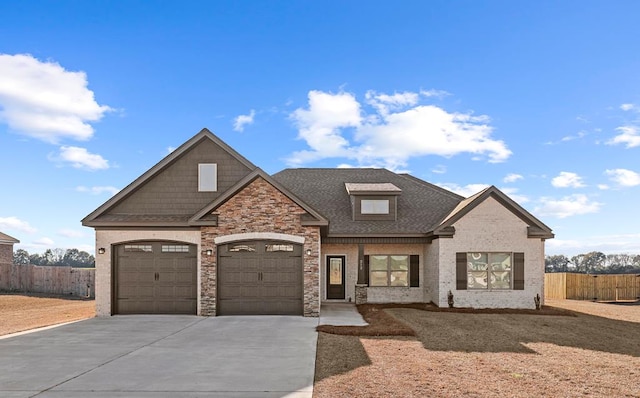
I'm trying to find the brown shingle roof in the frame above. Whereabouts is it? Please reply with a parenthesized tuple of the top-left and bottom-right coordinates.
(272, 168, 463, 236)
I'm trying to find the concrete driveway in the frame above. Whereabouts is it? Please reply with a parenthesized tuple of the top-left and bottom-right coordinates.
(0, 315, 318, 397)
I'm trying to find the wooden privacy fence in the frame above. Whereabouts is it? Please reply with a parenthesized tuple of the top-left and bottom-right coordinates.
(0, 263, 94, 298)
(545, 272, 640, 301)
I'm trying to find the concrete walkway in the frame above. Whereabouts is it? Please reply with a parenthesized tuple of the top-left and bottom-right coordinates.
(0, 315, 318, 398)
(319, 303, 368, 326)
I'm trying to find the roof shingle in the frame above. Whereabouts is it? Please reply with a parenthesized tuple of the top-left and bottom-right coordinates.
(272, 168, 463, 236)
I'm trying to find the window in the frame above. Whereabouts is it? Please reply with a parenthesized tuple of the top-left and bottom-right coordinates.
(265, 244, 294, 252)
(229, 244, 256, 252)
(361, 199, 389, 214)
(161, 245, 189, 253)
(124, 245, 152, 252)
(466, 252, 511, 290)
(198, 163, 217, 192)
(369, 255, 409, 287)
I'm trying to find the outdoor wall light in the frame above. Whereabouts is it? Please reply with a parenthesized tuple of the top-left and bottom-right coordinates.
(98, 248, 106, 254)
(205, 249, 213, 256)
(306, 249, 312, 256)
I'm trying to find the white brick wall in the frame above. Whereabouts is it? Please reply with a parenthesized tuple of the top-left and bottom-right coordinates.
(94, 230, 201, 316)
(364, 243, 425, 303)
(436, 197, 546, 309)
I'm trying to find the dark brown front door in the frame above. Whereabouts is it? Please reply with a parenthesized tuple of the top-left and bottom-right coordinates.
(326, 256, 345, 300)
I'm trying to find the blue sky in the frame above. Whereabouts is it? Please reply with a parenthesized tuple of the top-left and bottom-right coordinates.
(1, 1, 639, 256)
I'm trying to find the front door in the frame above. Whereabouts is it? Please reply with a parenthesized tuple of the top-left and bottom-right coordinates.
(326, 256, 345, 300)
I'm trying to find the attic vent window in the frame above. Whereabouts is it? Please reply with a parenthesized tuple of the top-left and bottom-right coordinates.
(361, 199, 389, 214)
(198, 163, 217, 192)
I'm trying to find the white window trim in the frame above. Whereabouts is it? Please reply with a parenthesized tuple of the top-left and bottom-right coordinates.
(198, 163, 217, 192)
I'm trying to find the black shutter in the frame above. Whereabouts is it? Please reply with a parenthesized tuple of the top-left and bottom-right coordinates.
(409, 255, 419, 287)
(456, 252, 467, 290)
(513, 252, 525, 290)
(363, 255, 370, 286)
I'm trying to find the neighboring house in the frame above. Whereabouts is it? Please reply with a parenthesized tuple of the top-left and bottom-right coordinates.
(0, 231, 19, 267)
(82, 129, 554, 317)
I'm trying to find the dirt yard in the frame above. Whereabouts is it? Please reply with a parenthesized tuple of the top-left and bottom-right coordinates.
(314, 299, 640, 398)
(0, 293, 95, 336)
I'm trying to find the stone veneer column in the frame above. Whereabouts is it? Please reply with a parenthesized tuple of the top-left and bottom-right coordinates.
(198, 177, 321, 317)
(355, 284, 368, 304)
(200, 229, 217, 316)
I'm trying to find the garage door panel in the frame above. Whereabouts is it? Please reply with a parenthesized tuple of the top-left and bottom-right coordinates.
(240, 286, 261, 298)
(218, 240, 303, 315)
(115, 242, 197, 315)
(175, 272, 196, 284)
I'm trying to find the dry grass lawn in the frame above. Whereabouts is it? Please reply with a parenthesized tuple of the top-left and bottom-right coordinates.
(0, 293, 95, 336)
(314, 299, 640, 398)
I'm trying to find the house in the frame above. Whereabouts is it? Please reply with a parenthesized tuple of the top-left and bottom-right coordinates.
(82, 128, 554, 317)
(0, 231, 19, 268)
(0, 231, 19, 292)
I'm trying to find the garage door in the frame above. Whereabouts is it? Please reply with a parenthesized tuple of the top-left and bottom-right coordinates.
(115, 242, 197, 314)
(217, 240, 303, 315)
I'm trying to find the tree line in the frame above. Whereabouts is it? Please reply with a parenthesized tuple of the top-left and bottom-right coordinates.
(13, 248, 95, 268)
(546, 252, 640, 274)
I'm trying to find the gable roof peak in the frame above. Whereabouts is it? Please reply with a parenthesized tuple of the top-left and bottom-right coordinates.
(82, 128, 257, 226)
(190, 168, 328, 226)
(435, 185, 554, 239)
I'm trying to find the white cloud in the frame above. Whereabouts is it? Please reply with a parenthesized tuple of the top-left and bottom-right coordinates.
(431, 164, 447, 174)
(58, 229, 85, 238)
(233, 109, 256, 132)
(535, 194, 602, 219)
(0, 53, 111, 143)
(289, 90, 361, 164)
(436, 183, 490, 198)
(76, 185, 119, 195)
(561, 131, 586, 142)
(608, 126, 640, 148)
(52, 146, 109, 170)
(500, 187, 529, 204)
(366, 90, 419, 115)
(0, 216, 37, 234)
(605, 168, 640, 187)
(620, 103, 637, 112)
(547, 233, 640, 256)
(17, 237, 56, 252)
(34, 237, 55, 247)
(551, 172, 585, 188)
(503, 173, 523, 183)
(166, 146, 176, 154)
(597, 184, 610, 190)
(420, 89, 450, 98)
(287, 89, 511, 170)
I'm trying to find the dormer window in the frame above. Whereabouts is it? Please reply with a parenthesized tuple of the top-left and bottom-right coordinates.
(361, 199, 389, 214)
(346, 183, 401, 221)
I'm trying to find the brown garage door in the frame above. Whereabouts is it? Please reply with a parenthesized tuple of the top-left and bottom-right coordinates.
(115, 242, 197, 314)
(217, 240, 303, 315)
